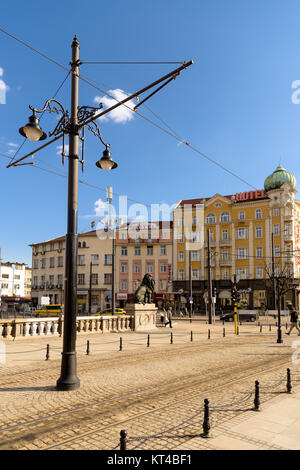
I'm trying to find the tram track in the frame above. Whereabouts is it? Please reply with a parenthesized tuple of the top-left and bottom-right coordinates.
(0, 346, 293, 450)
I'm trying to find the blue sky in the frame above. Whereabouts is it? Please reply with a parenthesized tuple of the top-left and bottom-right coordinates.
(1, 0, 300, 265)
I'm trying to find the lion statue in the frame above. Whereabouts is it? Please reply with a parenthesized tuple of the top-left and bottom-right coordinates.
(133, 273, 155, 304)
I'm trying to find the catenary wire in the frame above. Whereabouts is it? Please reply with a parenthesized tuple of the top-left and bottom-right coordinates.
(0, 26, 258, 190)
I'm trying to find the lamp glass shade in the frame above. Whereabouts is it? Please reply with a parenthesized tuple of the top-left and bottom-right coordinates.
(19, 113, 47, 142)
(96, 148, 118, 171)
(22, 125, 44, 142)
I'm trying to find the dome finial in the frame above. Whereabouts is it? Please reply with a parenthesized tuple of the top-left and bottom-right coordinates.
(264, 165, 296, 192)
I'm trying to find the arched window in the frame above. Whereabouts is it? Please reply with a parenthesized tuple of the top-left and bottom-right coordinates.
(206, 213, 216, 224)
(220, 212, 230, 222)
(83, 241, 86, 248)
(78, 242, 82, 248)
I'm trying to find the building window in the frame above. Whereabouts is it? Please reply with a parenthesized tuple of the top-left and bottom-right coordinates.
(220, 212, 230, 222)
(256, 267, 263, 278)
(58, 241, 63, 251)
(237, 267, 248, 279)
(134, 263, 140, 273)
(147, 246, 153, 256)
(208, 230, 214, 241)
(239, 211, 245, 220)
(120, 280, 127, 291)
(91, 254, 99, 265)
(275, 245, 280, 257)
(160, 279, 166, 290)
(236, 228, 248, 239)
(147, 263, 153, 273)
(104, 254, 112, 265)
(41, 258, 46, 269)
(33, 259, 38, 269)
(121, 246, 127, 256)
(49, 275, 54, 285)
(50, 243, 54, 251)
(192, 269, 200, 280)
(57, 275, 63, 286)
(78, 241, 82, 248)
(121, 263, 127, 273)
(33, 276, 38, 286)
(104, 273, 112, 285)
(178, 251, 184, 262)
(222, 250, 228, 261)
(58, 256, 63, 267)
(273, 224, 279, 236)
(273, 207, 279, 217)
(50, 257, 55, 268)
(161, 230, 169, 239)
(191, 250, 200, 261)
(178, 232, 184, 243)
(160, 263, 167, 273)
(222, 269, 229, 280)
(255, 209, 262, 219)
(206, 213, 216, 224)
(135, 246, 141, 256)
(192, 215, 198, 225)
(285, 224, 290, 235)
(237, 248, 248, 259)
(256, 247, 263, 259)
(256, 226, 262, 238)
(92, 295, 99, 306)
(78, 274, 85, 285)
(120, 230, 127, 240)
(91, 273, 98, 285)
(178, 217, 184, 226)
(222, 230, 228, 240)
(160, 245, 167, 255)
(178, 269, 184, 280)
(78, 255, 85, 266)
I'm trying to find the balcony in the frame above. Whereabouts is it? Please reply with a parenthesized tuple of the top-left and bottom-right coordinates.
(204, 240, 216, 248)
(219, 239, 232, 246)
(219, 259, 232, 267)
(284, 234, 293, 242)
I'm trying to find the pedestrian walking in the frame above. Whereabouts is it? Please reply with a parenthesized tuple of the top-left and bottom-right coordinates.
(165, 306, 173, 328)
(286, 305, 300, 336)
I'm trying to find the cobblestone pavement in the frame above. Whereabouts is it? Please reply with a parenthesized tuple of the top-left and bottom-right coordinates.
(0, 320, 299, 450)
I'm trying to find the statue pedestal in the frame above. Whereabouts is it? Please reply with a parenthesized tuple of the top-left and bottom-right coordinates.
(125, 303, 158, 331)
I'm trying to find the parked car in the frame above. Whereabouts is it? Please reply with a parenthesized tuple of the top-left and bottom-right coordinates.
(92, 308, 127, 316)
(220, 312, 257, 322)
(33, 304, 63, 317)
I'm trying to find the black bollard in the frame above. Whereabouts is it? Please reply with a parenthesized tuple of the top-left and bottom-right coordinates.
(147, 334, 150, 347)
(201, 398, 211, 438)
(46, 344, 50, 361)
(208, 329, 210, 339)
(260, 325, 262, 333)
(86, 340, 90, 355)
(119, 337, 123, 351)
(269, 324, 271, 332)
(253, 380, 260, 411)
(237, 326, 239, 336)
(223, 327, 225, 338)
(190, 331, 193, 342)
(287, 368, 292, 394)
(170, 332, 173, 344)
(286, 322, 288, 330)
(120, 430, 127, 451)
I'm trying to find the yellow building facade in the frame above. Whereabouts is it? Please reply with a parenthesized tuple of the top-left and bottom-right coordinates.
(173, 166, 300, 311)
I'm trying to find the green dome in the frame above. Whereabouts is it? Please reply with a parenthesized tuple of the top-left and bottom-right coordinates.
(264, 165, 296, 192)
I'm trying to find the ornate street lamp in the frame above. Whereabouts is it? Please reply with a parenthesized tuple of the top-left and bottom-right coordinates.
(8, 36, 193, 391)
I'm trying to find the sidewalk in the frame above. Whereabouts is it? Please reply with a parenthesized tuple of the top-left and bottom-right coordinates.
(178, 388, 300, 450)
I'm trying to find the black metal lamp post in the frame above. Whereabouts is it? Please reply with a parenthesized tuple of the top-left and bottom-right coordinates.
(11, 36, 193, 391)
(276, 277, 283, 344)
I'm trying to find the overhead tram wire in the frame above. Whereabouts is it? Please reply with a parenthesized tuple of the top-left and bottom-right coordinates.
(77, 72, 258, 191)
(0, 26, 258, 190)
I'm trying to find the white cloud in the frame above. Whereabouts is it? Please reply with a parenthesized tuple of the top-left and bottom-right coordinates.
(8, 142, 19, 148)
(56, 144, 69, 156)
(0, 68, 3, 77)
(94, 198, 108, 216)
(94, 89, 135, 124)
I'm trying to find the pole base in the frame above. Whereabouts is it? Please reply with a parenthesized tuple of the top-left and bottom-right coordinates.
(56, 352, 80, 391)
(277, 339, 283, 344)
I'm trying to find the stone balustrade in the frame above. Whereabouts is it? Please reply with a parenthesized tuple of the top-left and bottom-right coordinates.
(0, 315, 133, 340)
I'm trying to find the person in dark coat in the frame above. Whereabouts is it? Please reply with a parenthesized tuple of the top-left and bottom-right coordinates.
(286, 305, 300, 336)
